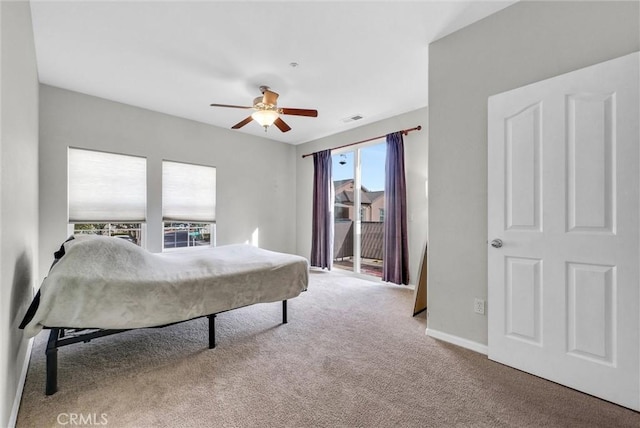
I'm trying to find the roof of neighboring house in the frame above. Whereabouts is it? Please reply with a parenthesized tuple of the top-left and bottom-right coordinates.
(334, 178, 370, 193)
(367, 191, 384, 202)
(334, 178, 353, 189)
(335, 189, 384, 205)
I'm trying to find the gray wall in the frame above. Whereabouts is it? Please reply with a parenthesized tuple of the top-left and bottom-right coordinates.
(295, 108, 428, 285)
(39, 85, 297, 282)
(427, 1, 640, 346)
(0, 1, 39, 426)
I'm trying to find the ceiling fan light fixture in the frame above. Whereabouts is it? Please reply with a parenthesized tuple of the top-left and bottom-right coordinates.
(210, 86, 316, 133)
(251, 109, 279, 130)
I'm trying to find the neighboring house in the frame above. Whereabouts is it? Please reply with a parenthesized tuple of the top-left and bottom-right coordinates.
(334, 179, 385, 222)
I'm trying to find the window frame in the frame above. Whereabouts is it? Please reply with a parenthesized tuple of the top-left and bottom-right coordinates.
(161, 159, 217, 252)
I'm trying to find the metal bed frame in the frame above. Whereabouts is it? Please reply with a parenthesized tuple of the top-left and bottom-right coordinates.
(44, 300, 288, 395)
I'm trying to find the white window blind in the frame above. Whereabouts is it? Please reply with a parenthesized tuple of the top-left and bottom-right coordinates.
(162, 161, 216, 222)
(68, 148, 147, 222)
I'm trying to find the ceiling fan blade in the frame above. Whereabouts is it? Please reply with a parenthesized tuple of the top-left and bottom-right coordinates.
(231, 116, 254, 129)
(262, 89, 279, 106)
(273, 117, 291, 133)
(280, 108, 318, 117)
(210, 103, 252, 109)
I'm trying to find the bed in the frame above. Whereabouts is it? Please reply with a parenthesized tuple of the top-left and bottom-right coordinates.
(19, 235, 309, 394)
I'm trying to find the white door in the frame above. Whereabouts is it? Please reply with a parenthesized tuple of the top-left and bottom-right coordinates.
(488, 52, 639, 410)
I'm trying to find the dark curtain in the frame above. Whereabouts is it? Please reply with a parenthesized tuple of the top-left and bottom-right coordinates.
(310, 150, 333, 269)
(383, 132, 410, 284)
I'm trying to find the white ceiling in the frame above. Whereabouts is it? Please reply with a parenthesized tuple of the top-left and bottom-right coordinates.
(29, 0, 515, 145)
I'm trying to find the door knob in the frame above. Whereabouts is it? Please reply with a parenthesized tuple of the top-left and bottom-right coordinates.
(490, 239, 503, 248)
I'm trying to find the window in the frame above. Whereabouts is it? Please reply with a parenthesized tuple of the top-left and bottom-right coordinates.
(379, 208, 385, 222)
(68, 148, 146, 246)
(334, 206, 350, 220)
(162, 160, 216, 249)
(163, 222, 212, 249)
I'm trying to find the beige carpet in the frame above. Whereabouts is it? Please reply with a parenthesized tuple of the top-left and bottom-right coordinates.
(16, 270, 640, 427)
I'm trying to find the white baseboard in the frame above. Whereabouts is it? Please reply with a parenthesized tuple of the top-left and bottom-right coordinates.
(8, 337, 33, 428)
(426, 328, 488, 355)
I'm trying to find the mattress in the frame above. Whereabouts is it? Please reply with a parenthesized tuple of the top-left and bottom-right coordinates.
(22, 235, 309, 337)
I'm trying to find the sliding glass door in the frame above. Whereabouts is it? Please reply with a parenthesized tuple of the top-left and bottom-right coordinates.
(332, 141, 386, 277)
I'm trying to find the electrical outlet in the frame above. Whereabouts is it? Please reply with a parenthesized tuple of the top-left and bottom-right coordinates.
(474, 298, 485, 315)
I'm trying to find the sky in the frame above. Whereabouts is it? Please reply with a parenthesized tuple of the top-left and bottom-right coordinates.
(331, 141, 386, 191)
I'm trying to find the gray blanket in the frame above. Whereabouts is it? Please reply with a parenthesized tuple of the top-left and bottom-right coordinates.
(24, 235, 309, 337)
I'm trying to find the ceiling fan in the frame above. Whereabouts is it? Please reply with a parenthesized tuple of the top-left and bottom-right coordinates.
(210, 86, 318, 133)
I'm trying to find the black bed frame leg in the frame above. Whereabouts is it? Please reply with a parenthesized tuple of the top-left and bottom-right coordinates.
(282, 300, 288, 324)
(208, 314, 216, 349)
(46, 328, 60, 395)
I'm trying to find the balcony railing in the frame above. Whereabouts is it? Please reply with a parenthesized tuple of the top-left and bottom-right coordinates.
(333, 220, 383, 277)
(334, 220, 383, 260)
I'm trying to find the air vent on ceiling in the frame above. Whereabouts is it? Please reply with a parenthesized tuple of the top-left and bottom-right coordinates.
(342, 114, 364, 123)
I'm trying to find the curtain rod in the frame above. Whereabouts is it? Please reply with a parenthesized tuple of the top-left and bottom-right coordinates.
(301, 125, 422, 159)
